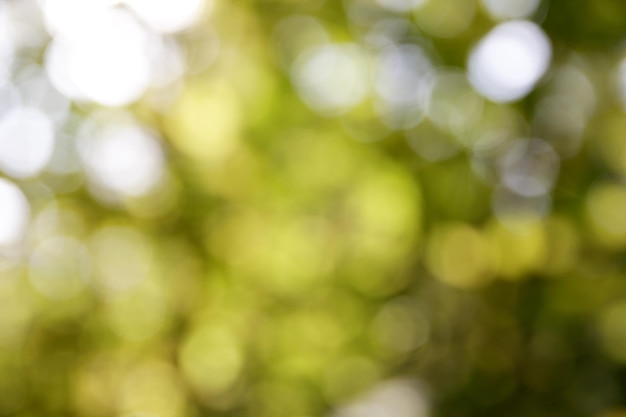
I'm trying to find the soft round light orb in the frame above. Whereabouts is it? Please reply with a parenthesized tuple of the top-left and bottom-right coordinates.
(468, 20, 551, 102)
(374, 43, 434, 129)
(79, 122, 165, 197)
(44, 8, 152, 106)
(41, 0, 104, 38)
(427, 69, 483, 134)
(148, 36, 186, 88)
(500, 138, 559, 197)
(0, 107, 55, 178)
(425, 222, 493, 289)
(292, 43, 370, 116)
(0, 179, 29, 247)
(124, 0, 207, 33)
(89, 225, 153, 293)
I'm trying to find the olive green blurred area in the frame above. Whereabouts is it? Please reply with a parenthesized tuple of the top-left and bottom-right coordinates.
(4, 0, 626, 416)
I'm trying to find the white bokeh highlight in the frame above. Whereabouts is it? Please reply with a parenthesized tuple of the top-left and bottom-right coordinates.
(45, 7, 152, 106)
(0, 179, 30, 248)
(500, 138, 559, 197)
(292, 43, 370, 116)
(0, 106, 55, 178)
(374, 43, 434, 129)
(79, 121, 165, 198)
(468, 20, 551, 103)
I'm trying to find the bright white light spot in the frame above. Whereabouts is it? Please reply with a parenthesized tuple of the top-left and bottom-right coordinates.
(44, 37, 83, 100)
(0, 179, 29, 247)
(481, 0, 541, 20)
(71, 12, 149, 106)
(376, 0, 426, 13)
(41, 0, 105, 38)
(333, 379, 429, 417)
(125, 0, 207, 33)
(468, 20, 551, 102)
(374, 43, 434, 129)
(29, 236, 91, 300)
(79, 122, 165, 197)
(0, 107, 55, 178)
(44, 8, 151, 106)
(293, 44, 369, 116)
(500, 139, 559, 197)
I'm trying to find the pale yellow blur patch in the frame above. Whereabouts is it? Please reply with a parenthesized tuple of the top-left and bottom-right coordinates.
(0, 281, 31, 348)
(369, 298, 430, 357)
(73, 353, 125, 417)
(165, 81, 241, 163)
(104, 280, 170, 341)
(118, 361, 187, 417)
(89, 224, 154, 294)
(426, 222, 493, 289)
(487, 219, 547, 279)
(586, 182, 626, 248)
(342, 164, 423, 295)
(179, 322, 244, 397)
(346, 165, 422, 240)
(209, 212, 336, 296)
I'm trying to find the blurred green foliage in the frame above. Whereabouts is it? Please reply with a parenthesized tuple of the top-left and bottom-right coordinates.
(5, 0, 626, 417)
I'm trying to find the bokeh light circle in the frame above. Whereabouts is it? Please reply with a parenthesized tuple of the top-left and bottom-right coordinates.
(79, 121, 165, 198)
(468, 20, 551, 102)
(0, 179, 30, 248)
(292, 43, 370, 116)
(0, 106, 55, 178)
